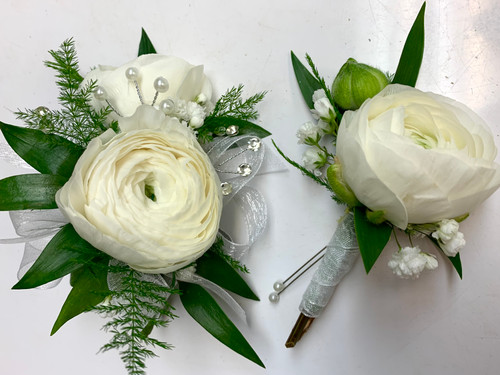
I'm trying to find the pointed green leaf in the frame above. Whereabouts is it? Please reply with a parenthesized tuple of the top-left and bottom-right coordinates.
(392, 2, 426, 87)
(0, 121, 84, 178)
(196, 251, 259, 301)
(179, 282, 264, 368)
(138, 28, 157, 56)
(52, 257, 111, 335)
(353, 207, 392, 273)
(291, 51, 322, 109)
(13, 224, 102, 289)
(203, 117, 271, 139)
(447, 252, 463, 279)
(429, 237, 463, 279)
(0, 174, 66, 210)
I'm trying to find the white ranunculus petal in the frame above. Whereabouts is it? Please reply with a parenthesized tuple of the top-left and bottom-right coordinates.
(56, 106, 222, 273)
(337, 84, 500, 228)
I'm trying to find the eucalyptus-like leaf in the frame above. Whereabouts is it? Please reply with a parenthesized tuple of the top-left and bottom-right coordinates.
(0, 121, 84, 178)
(353, 207, 392, 273)
(0, 174, 66, 210)
(13, 224, 102, 289)
(179, 282, 264, 368)
(392, 2, 426, 87)
(196, 251, 259, 301)
(291, 51, 322, 109)
(138, 28, 157, 56)
(51, 257, 111, 335)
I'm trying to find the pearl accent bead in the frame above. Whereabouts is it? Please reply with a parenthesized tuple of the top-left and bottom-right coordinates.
(94, 86, 107, 100)
(159, 99, 175, 114)
(154, 77, 169, 93)
(268, 292, 280, 303)
(273, 281, 284, 292)
(125, 67, 139, 81)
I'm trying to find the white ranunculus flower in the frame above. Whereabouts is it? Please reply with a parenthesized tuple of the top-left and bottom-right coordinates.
(337, 84, 500, 229)
(82, 54, 213, 122)
(56, 105, 222, 274)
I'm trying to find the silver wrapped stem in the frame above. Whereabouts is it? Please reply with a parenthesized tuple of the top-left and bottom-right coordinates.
(299, 213, 359, 318)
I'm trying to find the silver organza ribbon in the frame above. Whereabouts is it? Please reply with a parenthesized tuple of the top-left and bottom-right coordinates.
(299, 213, 359, 318)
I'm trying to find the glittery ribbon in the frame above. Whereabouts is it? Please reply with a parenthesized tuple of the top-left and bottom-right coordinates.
(299, 213, 359, 318)
(0, 209, 68, 288)
(176, 266, 248, 323)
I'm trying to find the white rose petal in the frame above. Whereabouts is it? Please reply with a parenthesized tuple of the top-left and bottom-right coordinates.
(337, 84, 500, 229)
(56, 105, 222, 273)
(82, 54, 213, 122)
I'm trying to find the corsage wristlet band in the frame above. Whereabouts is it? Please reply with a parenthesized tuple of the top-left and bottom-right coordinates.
(0, 30, 270, 373)
(275, 2, 500, 346)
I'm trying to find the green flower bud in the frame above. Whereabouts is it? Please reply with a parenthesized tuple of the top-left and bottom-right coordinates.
(326, 162, 360, 208)
(332, 58, 389, 110)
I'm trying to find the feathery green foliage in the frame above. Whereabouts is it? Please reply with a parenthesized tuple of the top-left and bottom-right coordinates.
(272, 140, 342, 204)
(94, 264, 179, 375)
(15, 39, 112, 146)
(197, 85, 267, 143)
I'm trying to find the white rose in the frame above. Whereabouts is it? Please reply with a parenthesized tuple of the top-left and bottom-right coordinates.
(82, 54, 213, 121)
(56, 105, 222, 273)
(337, 84, 500, 229)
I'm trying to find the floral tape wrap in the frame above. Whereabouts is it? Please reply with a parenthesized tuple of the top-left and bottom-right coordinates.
(299, 213, 359, 318)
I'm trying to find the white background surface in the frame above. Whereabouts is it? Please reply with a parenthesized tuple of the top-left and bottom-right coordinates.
(1, 0, 500, 374)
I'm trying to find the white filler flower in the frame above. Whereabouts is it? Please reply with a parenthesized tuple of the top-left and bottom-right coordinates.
(388, 246, 438, 279)
(56, 106, 222, 273)
(337, 84, 500, 229)
(432, 219, 466, 257)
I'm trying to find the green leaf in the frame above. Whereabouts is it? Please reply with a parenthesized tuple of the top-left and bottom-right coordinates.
(353, 207, 392, 273)
(51, 257, 111, 335)
(196, 251, 259, 301)
(13, 224, 102, 289)
(291, 51, 322, 109)
(0, 174, 66, 210)
(429, 237, 463, 279)
(179, 282, 264, 368)
(447, 253, 463, 279)
(0, 121, 84, 178)
(138, 28, 157, 56)
(203, 117, 271, 139)
(392, 2, 426, 87)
